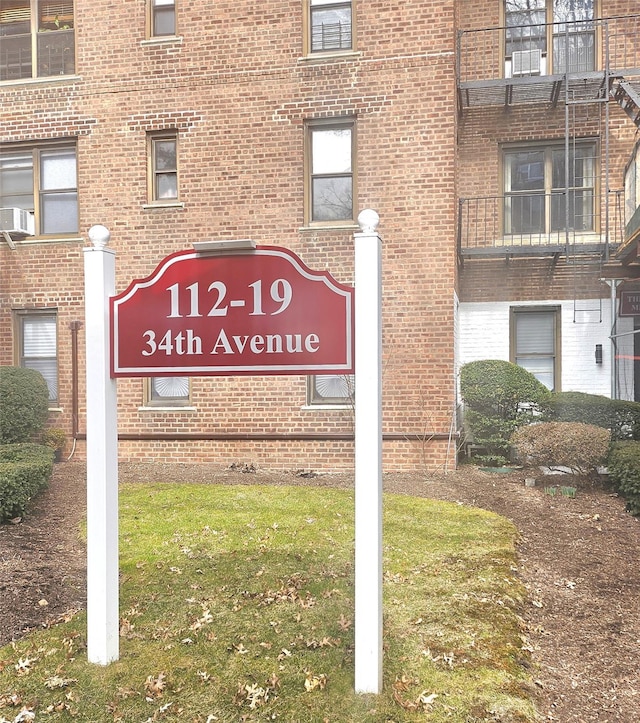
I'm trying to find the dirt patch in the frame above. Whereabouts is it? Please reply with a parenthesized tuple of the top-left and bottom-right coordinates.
(1, 461, 639, 721)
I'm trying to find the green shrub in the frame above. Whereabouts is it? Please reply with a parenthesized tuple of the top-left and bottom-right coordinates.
(0, 367, 50, 443)
(543, 391, 640, 440)
(460, 360, 551, 466)
(41, 427, 66, 457)
(608, 441, 640, 516)
(511, 421, 610, 476)
(0, 444, 54, 522)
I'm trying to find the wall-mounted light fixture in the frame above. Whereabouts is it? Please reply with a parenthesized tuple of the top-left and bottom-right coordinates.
(595, 344, 603, 364)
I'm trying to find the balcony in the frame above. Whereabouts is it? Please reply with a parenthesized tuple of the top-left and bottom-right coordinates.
(457, 15, 640, 110)
(458, 190, 624, 262)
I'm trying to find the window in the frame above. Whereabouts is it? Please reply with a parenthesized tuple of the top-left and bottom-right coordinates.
(503, 140, 596, 236)
(145, 377, 190, 406)
(150, 0, 176, 38)
(0, 141, 78, 236)
(0, 0, 74, 81)
(308, 374, 354, 405)
(510, 307, 560, 391)
(149, 132, 178, 202)
(306, 0, 352, 54)
(14, 310, 58, 403)
(505, 0, 595, 76)
(305, 120, 355, 225)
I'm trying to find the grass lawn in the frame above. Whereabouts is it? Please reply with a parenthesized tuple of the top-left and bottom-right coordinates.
(0, 483, 539, 722)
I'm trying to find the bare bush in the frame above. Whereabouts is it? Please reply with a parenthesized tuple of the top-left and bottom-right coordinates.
(511, 422, 610, 476)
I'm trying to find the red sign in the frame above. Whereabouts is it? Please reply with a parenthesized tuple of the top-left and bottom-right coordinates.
(110, 246, 354, 377)
(619, 290, 640, 316)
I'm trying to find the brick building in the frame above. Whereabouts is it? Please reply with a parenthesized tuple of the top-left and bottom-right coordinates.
(1, 0, 457, 470)
(2, 1, 640, 471)
(457, 2, 640, 409)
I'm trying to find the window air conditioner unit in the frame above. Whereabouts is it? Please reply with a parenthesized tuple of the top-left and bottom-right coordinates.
(512, 48, 542, 77)
(0, 207, 35, 236)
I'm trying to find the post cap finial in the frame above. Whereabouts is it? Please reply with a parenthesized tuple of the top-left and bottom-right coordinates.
(88, 225, 110, 249)
(357, 209, 380, 234)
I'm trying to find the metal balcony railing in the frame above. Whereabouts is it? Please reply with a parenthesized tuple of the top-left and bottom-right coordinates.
(458, 190, 624, 259)
(0, 29, 74, 81)
(0, 34, 32, 81)
(37, 29, 75, 77)
(311, 21, 352, 52)
(457, 15, 640, 108)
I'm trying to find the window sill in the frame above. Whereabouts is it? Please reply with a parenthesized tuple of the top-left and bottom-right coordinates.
(299, 223, 359, 233)
(0, 74, 80, 88)
(140, 36, 183, 47)
(301, 404, 353, 411)
(138, 405, 196, 412)
(18, 236, 83, 245)
(142, 201, 185, 210)
(298, 50, 361, 64)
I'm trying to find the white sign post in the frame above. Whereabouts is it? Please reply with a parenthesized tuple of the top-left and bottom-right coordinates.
(84, 225, 119, 664)
(354, 209, 383, 694)
(82, 219, 382, 686)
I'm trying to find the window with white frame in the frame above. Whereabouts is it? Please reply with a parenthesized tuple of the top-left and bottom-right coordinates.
(15, 310, 58, 403)
(308, 374, 354, 405)
(510, 306, 560, 391)
(149, 132, 178, 202)
(307, 0, 352, 54)
(145, 377, 190, 406)
(0, 141, 78, 236)
(503, 140, 597, 236)
(150, 0, 176, 37)
(305, 119, 355, 225)
(0, 0, 75, 81)
(505, 0, 595, 77)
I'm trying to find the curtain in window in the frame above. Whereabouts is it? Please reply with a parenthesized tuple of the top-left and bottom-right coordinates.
(22, 315, 58, 401)
(514, 311, 556, 390)
(151, 376, 189, 401)
(40, 148, 78, 233)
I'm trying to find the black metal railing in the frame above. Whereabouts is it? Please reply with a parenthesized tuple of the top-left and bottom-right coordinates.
(311, 21, 352, 52)
(0, 34, 32, 81)
(0, 29, 74, 80)
(37, 29, 75, 77)
(458, 190, 624, 257)
(458, 15, 640, 85)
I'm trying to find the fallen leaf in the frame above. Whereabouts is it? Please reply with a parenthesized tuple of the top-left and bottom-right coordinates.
(145, 672, 167, 699)
(338, 613, 352, 630)
(304, 671, 327, 692)
(419, 691, 438, 706)
(44, 675, 77, 689)
(13, 709, 36, 722)
(15, 657, 37, 675)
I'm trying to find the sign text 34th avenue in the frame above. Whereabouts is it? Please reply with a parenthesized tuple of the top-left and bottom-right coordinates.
(110, 247, 354, 377)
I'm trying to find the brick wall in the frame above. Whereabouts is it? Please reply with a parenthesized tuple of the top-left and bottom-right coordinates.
(454, 0, 640, 406)
(0, 1, 458, 472)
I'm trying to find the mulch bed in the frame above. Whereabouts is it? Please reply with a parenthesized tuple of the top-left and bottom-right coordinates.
(1, 461, 639, 721)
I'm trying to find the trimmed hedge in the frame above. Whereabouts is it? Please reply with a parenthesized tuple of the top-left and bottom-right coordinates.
(0, 366, 50, 443)
(511, 421, 610, 476)
(543, 391, 640, 441)
(0, 444, 54, 522)
(460, 359, 551, 466)
(608, 442, 640, 517)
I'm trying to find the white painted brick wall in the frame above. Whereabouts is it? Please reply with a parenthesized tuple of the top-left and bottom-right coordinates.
(457, 299, 617, 398)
